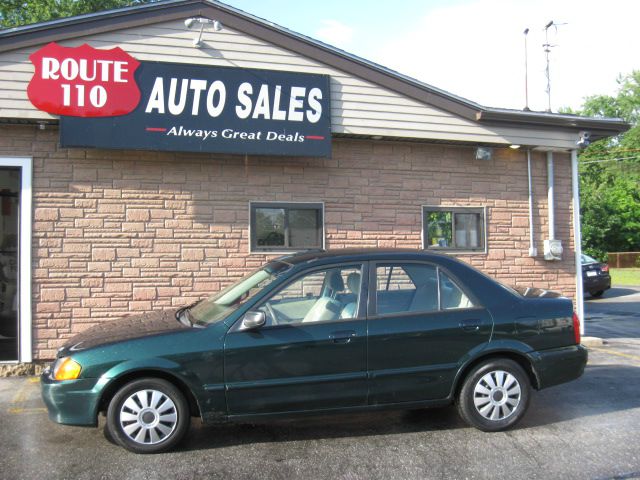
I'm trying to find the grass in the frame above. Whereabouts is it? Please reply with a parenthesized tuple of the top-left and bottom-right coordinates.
(610, 268, 640, 286)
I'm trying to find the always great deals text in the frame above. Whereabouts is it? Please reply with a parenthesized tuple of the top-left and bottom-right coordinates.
(163, 126, 307, 143)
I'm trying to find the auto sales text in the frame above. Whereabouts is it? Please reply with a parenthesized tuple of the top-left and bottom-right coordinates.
(145, 78, 323, 123)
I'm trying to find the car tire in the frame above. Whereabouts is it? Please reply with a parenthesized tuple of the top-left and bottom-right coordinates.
(106, 378, 190, 454)
(457, 359, 531, 432)
(590, 290, 604, 298)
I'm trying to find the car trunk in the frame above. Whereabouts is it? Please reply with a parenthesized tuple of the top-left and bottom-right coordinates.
(510, 287, 577, 350)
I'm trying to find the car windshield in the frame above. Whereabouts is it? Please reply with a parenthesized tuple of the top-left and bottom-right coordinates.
(188, 261, 289, 325)
(581, 254, 599, 264)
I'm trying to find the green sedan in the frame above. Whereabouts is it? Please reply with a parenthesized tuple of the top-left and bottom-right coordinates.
(41, 249, 587, 453)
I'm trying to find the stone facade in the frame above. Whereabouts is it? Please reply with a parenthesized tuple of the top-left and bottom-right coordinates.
(0, 124, 576, 360)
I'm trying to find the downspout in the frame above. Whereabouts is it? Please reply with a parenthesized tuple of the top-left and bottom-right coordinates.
(571, 149, 585, 334)
(527, 149, 537, 256)
(547, 151, 555, 240)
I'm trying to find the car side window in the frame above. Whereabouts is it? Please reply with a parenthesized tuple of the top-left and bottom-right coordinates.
(257, 265, 362, 326)
(376, 264, 438, 315)
(439, 271, 474, 309)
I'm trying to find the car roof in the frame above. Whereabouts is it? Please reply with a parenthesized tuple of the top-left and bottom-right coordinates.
(275, 248, 457, 266)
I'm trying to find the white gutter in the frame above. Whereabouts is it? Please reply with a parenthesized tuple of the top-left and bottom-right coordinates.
(527, 149, 537, 256)
(547, 151, 555, 240)
(571, 149, 585, 334)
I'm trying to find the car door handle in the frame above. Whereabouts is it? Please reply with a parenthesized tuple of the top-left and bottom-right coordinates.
(329, 330, 357, 344)
(459, 319, 482, 332)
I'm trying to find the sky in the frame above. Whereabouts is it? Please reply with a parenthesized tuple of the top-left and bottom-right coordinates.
(221, 0, 640, 113)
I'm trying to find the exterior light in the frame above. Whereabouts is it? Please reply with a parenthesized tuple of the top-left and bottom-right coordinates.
(475, 147, 493, 161)
(184, 17, 223, 48)
(53, 357, 82, 381)
(510, 145, 521, 149)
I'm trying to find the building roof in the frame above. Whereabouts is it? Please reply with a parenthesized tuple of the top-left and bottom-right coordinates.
(0, 0, 629, 139)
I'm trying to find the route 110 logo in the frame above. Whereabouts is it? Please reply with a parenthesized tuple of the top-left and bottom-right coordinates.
(27, 42, 141, 117)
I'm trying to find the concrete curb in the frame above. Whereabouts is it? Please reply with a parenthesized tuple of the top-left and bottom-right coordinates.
(0, 363, 45, 377)
(581, 336, 605, 348)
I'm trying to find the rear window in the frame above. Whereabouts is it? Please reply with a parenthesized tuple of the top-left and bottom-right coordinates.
(581, 254, 599, 264)
(374, 263, 475, 316)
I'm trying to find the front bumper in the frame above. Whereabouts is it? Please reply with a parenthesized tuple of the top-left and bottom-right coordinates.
(41, 371, 104, 426)
(530, 344, 588, 390)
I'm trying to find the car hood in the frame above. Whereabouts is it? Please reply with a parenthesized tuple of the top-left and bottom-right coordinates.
(58, 309, 191, 356)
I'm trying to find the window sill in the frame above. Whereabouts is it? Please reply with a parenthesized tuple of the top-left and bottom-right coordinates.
(249, 248, 322, 255)
(423, 248, 487, 255)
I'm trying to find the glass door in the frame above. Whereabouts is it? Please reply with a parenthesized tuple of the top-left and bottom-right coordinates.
(0, 167, 20, 361)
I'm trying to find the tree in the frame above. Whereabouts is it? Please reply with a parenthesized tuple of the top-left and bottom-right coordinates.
(570, 71, 640, 260)
(0, 0, 155, 29)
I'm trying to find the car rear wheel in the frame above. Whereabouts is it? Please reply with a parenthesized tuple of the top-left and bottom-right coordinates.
(106, 378, 190, 454)
(457, 359, 531, 432)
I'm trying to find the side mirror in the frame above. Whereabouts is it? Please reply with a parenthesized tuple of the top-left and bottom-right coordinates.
(241, 311, 266, 330)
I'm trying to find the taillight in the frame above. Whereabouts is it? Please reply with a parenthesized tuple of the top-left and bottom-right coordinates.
(572, 312, 581, 345)
(601, 264, 609, 272)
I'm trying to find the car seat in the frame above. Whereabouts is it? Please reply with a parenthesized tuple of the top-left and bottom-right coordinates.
(302, 270, 344, 323)
(340, 272, 361, 319)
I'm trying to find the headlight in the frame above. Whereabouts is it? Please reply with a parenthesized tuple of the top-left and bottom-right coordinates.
(53, 357, 82, 381)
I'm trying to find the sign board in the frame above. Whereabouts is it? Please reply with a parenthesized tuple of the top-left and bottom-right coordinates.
(28, 43, 141, 117)
(28, 43, 332, 157)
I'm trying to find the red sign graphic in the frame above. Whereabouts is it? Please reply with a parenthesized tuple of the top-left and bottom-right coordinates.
(27, 42, 141, 117)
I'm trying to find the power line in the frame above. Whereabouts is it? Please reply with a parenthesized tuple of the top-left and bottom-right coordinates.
(581, 156, 640, 165)
(580, 146, 640, 155)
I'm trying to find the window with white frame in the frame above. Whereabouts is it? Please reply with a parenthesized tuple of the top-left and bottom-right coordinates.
(250, 202, 324, 252)
(423, 206, 485, 252)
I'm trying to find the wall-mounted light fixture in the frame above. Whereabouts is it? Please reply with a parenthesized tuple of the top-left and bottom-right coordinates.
(185, 17, 223, 48)
(576, 131, 591, 149)
(509, 144, 521, 149)
(475, 147, 493, 161)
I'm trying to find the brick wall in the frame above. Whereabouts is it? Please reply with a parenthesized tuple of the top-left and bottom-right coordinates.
(0, 125, 577, 359)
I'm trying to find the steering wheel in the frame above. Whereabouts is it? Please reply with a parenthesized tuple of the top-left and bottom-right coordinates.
(264, 301, 278, 326)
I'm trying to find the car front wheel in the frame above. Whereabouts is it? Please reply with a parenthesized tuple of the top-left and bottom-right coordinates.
(457, 359, 531, 432)
(106, 378, 190, 454)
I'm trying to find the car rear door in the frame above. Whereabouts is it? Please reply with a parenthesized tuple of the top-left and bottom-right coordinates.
(224, 263, 369, 415)
(367, 261, 493, 404)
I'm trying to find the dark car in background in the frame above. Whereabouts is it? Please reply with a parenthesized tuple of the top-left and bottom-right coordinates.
(582, 253, 611, 298)
(41, 249, 587, 453)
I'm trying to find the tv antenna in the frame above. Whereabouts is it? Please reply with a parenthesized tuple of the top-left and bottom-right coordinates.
(543, 20, 566, 112)
(523, 27, 530, 111)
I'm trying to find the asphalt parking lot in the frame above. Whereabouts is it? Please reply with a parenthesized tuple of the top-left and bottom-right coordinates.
(1, 287, 639, 480)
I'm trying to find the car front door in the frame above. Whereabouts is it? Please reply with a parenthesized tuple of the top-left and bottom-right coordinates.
(367, 261, 493, 404)
(224, 263, 368, 415)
